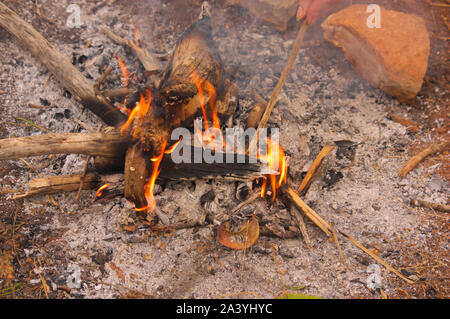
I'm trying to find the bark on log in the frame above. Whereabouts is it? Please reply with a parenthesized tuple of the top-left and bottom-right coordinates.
(0, 132, 129, 161)
(136, 12, 235, 153)
(13, 173, 125, 199)
(124, 143, 149, 210)
(13, 173, 101, 199)
(0, 2, 127, 127)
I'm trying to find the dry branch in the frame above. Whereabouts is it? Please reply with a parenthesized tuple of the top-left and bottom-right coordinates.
(387, 113, 420, 133)
(0, 131, 129, 161)
(249, 21, 308, 152)
(289, 206, 311, 249)
(339, 231, 415, 284)
(410, 198, 450, 213)
(282, 185, 333, 237)
(101, 27, 163, 74)
(13, 173, 100, 199)
(297, 143, 336, 194)
(0, 2, 127, 126)
(398, 141, 450, 177)
(13, 158, 265, 199)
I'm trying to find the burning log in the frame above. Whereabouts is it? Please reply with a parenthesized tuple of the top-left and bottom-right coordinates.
(135, 7, 233, 152)
(121, 3, 238, 211)
(0, 2, 127, 127)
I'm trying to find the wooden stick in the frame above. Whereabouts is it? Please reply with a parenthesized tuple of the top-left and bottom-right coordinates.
(289, 206, 311, 249)
(331, 226, 348, 269)
(398, 141, 450, 177)
(101, 27, 163, 75)
(0, 132, 129, 161)
(339, 231, 415, 284)
(410, 199, 450, 213)
(282, 185, 333, 237)
(230, 191, 261, 215)
(12, 161, 266, 200)
(0, 2, 127, 126)
(94, 66, 113, 94)
(297, 143, 336, 194)
(13, 173, 101, 199)
(249, 21, 308, 152)
(387, 113, 420, 133)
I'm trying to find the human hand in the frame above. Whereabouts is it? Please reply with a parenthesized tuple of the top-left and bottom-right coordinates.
(296, 0, 346, 24)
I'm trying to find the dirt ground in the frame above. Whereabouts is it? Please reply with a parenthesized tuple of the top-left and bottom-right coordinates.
(0, 0, 448, 299)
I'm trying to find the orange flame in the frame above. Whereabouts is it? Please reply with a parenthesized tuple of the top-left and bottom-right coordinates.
(96, 184, 110, 198)
(190, 73, 287, 202)
(165, 137, 183, 154)
(190, 72, 223, 148)
(136, 139, 167, 213)
(257, 138, 287, 202)
(120, 89, 152, 137)
(117, 56, 130, 88)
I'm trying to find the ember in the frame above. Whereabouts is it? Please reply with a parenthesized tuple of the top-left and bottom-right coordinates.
(96, 183, 110, 198)
(120, 88, 152, 137)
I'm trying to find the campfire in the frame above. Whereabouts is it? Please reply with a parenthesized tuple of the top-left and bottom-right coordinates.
(2, 0, 444, 299)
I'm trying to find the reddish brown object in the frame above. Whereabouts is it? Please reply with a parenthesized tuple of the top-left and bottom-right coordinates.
(217, 215, 260, 250)
(322, 4, 430, 103)
(398, 142, 450, 177)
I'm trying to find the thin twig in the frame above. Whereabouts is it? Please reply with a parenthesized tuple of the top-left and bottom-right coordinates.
(331, 225, 349, 270)
(101, 26, 162, 74)
(283, 184, 414, 284)
(298, 143, 336, 194)
(75, 126, 102, 200)
(35, 0, 54, 24)
(282, 186, 333, 237)
(426, 0, 450, 7)
(339, 231, 415, 284)
(229, 191, 260, 215)
(289, 206, 311, 249)
(75, 155, 92, 201)
(33, 258, 49, 299)
(398, 141, 450, 177)
(94, 66, 113, 95)
(249, 21, 308, 152)
(410, 198, 450, 213)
